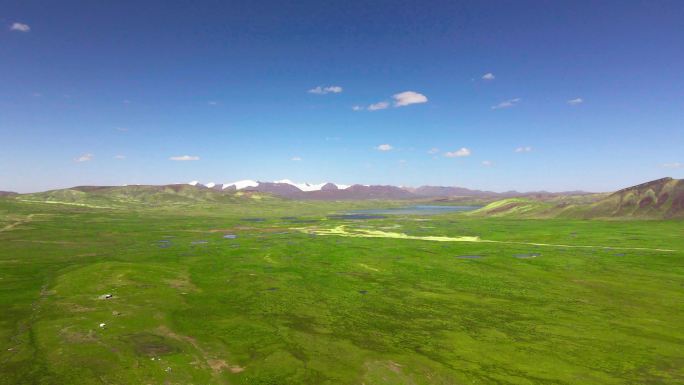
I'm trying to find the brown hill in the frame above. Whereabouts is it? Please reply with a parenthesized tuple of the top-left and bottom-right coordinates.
(587, 177, 684, 218)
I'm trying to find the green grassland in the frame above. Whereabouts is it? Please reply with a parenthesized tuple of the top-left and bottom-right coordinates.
(1, 196, 683, 384)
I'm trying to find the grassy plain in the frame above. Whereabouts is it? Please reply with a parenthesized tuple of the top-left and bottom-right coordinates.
(1, 197, 683, 384)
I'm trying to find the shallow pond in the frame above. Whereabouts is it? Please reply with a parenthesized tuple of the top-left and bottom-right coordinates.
(241, 218, 266, 222)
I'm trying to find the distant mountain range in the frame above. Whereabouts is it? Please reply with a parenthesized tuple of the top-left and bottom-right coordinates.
(185, 179, 591, 200)
(3, 177, 682, 218)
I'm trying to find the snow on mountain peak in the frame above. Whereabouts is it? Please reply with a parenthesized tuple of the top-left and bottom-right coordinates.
(223, 180, 259, 190)
(274, 179, 349, 191)
(274, 179, 325, 191)
(191, 179, 350, 191)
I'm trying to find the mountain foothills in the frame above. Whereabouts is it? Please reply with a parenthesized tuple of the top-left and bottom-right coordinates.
(3, 177, 683, 219)
(472, 177, 684, 219)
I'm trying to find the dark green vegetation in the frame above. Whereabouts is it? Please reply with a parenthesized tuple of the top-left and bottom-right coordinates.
(1, 189, 683, 384)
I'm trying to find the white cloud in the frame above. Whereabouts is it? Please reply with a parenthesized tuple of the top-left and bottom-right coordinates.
(308, 86, 343, 95)
(208, 101, 218, 106)
(567, 97, 584, 105)
(482, 160, 494, 166)
(10, 22, 30, 32)
(114, 155, 126, 160)
(515, 146, 533, 153)
(482, 73, 495, 81)
(169, 155, 200, 161)
(376, 144, 393, 151)
(427, 147, 440, 154)
(354, 101, 390, 111)
(444, 148, 471, 157)
(368, 102, 389, 111)
(368, 101, 389, 111)
(291, 156, 302, 161)
(75, 153, 93, 162)
(662, 162, 682, 169)
(492, 98, 521, 110)
(116, 127, 128, 132)
(354, 91, 427, 111)
(393, 91, 428, 107)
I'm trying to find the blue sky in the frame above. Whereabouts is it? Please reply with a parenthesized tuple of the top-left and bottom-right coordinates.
(1, 1, 683, 193)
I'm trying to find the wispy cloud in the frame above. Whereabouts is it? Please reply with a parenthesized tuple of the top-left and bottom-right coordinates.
(515, 146, 533, 153)
(492, 98, 521, 110)
(368, 101, 389, 111)
(427, 147, 440, 154)
(482, 73, 495, 81)
(308, 86, 343, 95)
(116, 127, 128, 132)
(169, 155, 200, 161)
(208, 101, 218, 106)
(75, 153, 94, 162)
(567, 97, 584, 105)
(376, 144, 393, 151)
(444, 148, 471, 157)
(354, 91, 428, 111)
(114, 155, 126, 160)
(10, 22, 30, 32)
(393, 91, 428, 107)
(291, 156, 302, 161)
(353, 101, 390, 111)
(662, 162, 682, 169)
(482, 160, 494, 166)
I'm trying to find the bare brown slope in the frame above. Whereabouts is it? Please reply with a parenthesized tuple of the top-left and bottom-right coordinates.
(587, 177, 684, 218)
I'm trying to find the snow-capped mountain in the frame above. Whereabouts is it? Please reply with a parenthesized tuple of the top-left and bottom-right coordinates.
(273, 179, 350, 191)
(221, 180, 259, 190)
(183, 179, 589, 200)
(187, 179, 415, 199)
(197, 179, 350, 192)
